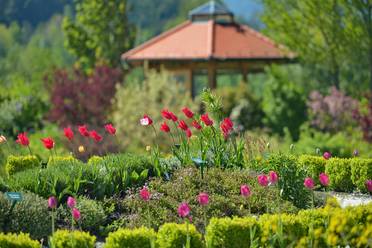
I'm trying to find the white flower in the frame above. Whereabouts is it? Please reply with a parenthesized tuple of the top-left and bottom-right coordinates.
(140, 117, 149, 126)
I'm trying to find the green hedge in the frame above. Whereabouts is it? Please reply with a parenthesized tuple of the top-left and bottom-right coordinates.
(48, 155, 78, 167)
(350, 158, 372, 193)
(157, 223, 204, 248)
(50, 230, 96, 248)
(0, 233, 40, 248)
(5, 155, 39, 175)
(105, 227, 156, 248)
(298, 155, 326, 185)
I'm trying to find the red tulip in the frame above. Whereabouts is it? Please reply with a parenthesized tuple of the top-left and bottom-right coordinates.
(200, 114, 213, 126)
(160, 121, 170, 133)
(240, 184, 251, 197)
(182, 107, 194, 119)
(63, 127, 74, 141)
(319, 173, 330, 187)
(104, 124, 116, 135)
(41, 137, 55, 150)
(220, 118, 234, 138)
(178, 120, 188, 131)
(67, 196, 76, 208)
(197, 192, 209, 206)
(161, 109, 172, 120)
(78, 125, 89, 137)
(72, 208, 81, 221)
(257, 174, 269, 187)
(139, 187, 151, 201)
(140, 115, 153, 126)
(169, 112, 178, 122)
(185, 128, 192, 138)
(192, 120, 202, 130)
(323, 152, 331, 160)
(304, 177, 315, 190)
(16, 132, 29, 146)
(90, 130, 102, 142)
(178, 202, 190, 218)
(269, 171, 279, 184)
(48, 196, 57, 209)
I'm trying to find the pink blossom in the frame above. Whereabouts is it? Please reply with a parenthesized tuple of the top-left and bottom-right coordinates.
(72, 208, 81, 221)
(140, 187, 151, 201)
(269, 171, 279, 184)
(304, 177, 315, 190)
(366, 180, 372, 192)
(257, 174, 269, 187)
(323, 151, 331, 160)
(319, 173, 330, 187)
(178, 202, 190, 218)
(240, 184, 251, 197)
(197, 192, 209, 206)
(48, 196, 57, 209)
(67, 196, 76, 208)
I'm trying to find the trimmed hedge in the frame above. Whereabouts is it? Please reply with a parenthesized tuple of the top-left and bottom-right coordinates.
(0, 233, 40, 248)
(5, 155, 39, 175)
(105, 227, 156, 248)
(50, 230, 96, 248)
(157, 223, 204, 248)
(298, 155, 326, 185)
(48, 155, 78, 166)
(350, 158, 372, 193)
(325, 158, 354, 192)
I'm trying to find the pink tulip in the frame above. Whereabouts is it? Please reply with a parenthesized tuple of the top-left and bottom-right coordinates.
(178, 202, 190, 218)
(257, 174, 269, 187)
(197, 192, 209, 206)
(67, 196, 76, 208)
(140, 187, 151, 201)
(48, 196, 57, 209)
(319, 173, 330, 187)
(323, 151, 331, 160)
(366, 180, 372, 192)
(240, 184, 251, 197)
(269, 171, 279, 184)
(72, 208, 81, 221)
(304, 177, 315, 190)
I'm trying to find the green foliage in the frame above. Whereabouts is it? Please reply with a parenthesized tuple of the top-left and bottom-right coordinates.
(50, 230, 96, 248)
(265, 153, 311, 208)
(298, 155, 326, 185)
(114, 167, 297, 232)
(350, 158, 372, 193)
(104, 227, 156, 248)
(157, 223, 204, 248)
(0, 233, 40, 248)
(63, 0, 135, 68)
(205, 217, 261, 248)
(87, 155, 103, 165)
(5, 155, 39, 176)
(48, 155, 79, 167)
(325, 158, 354, 192)
(113, 70, 195, 152)
(262, 65, 307, 140)
(0, 192, 50, 239)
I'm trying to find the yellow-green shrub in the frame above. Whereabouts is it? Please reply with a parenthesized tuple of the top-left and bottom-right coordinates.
(50, 230, 96, 248)
(298, 155, 326, 184)
(0, 233, 40, 248)
(5, 155, 39, 175)
(104, 227, 156, 248)
(350, 158, 372, 193)
(48, 155, 79, 166)
(325, 158, 354, 192)
(205, 217, 260, 248)
(157, 223, 204, 248)
(87, 155, 103, 165)
(326, 203, 372, 247)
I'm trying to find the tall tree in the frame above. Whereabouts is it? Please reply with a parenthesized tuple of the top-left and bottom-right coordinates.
(63, 0, 135, 69)
(261, 0, 354, 89)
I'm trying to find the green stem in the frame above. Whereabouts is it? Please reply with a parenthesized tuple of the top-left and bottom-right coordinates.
(27, 145, 33, 156)
(51, 209, 55, 234)
(186, 219, 190, 248)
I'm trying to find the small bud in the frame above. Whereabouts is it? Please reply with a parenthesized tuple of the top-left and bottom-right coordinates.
(0, 135, 7, 144)
(315, 148, 320, 155)
(78, 145, 85, 153)
(146, 146, 151, 152)
(289, 144, 295, 151)
(266, 142, 271, 149)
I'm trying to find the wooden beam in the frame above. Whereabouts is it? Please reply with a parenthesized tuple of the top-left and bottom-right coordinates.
(208, 64, 216, 89)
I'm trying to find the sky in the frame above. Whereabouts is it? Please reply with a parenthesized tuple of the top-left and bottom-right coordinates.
(224, 0, 263, 19)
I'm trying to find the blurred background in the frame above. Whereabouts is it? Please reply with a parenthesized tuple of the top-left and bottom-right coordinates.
(0, 0, 371, 164)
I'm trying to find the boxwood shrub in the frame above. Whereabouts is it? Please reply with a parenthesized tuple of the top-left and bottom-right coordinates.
(0, 233, 40, 248)
(325, 158, 354, 192)
(298, 155, 326, 185)
(104, 227, 156, 248)
(5, 155, 39, 175)
(157, 223, 204, 248)
(50, 230, 96, 248)
(350, 158, 372, 193)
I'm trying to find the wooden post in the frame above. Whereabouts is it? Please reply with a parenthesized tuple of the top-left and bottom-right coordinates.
(208, 64, 217, 89)
(242, 67, 248, 84)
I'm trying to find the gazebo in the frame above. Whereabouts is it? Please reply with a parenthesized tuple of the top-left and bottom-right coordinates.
(122, 1, 295, 97)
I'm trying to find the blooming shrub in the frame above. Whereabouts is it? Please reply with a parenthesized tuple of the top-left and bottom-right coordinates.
(50, 230, 96, 248)
(0, 233, 40, 248)
(156, 223, 204, 248)
(353, 94, 372, 143)
(104, 227, 156, 248)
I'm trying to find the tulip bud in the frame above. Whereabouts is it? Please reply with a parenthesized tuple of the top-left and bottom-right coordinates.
(0, 135, 7, 144)
(146, 146, 151, 152)
(78, 145, 85, 153)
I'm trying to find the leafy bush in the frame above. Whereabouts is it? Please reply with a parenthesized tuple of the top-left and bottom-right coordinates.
(205, 217, 261, 248)
(50, 230, 96, 248)
(104, 227, 156, 248)
(325, 158, 354, 192)
(157, 223, 204, 248)
(0, 192, 50, 239)
(0, 233, 40, 248)
(5, 155, 39, 175)
(112, 70, 195, 152)
(48, 155, 78, 166)
(265, 153, 311, 208)
(87, 155, 103, 165)
(115, 167, 297, 232)
(58, 196, 106, 234)
(350, 158, 372, 193)
(298, 155, 326, 185)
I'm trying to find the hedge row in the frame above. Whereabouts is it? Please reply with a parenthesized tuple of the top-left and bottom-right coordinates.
(1, 201, 371, 248)
(298, 155, 372, 192)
